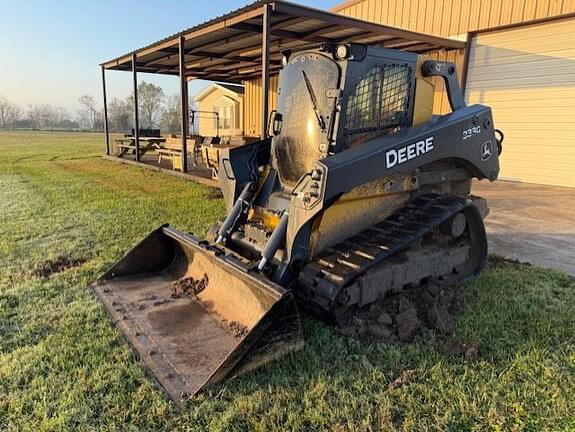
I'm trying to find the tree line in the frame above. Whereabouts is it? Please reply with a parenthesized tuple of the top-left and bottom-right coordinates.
(0, 81, 190, 133)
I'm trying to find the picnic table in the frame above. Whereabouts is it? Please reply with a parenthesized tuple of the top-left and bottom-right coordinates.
(114, 136, 166, 158)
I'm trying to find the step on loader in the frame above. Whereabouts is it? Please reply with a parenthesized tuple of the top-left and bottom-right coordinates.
(92, 43, 502, 403)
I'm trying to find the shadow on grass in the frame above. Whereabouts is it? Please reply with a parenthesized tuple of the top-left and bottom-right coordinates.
(181, 259, 575, 427)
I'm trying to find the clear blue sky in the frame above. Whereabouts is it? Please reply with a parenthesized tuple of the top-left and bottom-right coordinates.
(0, 0, 339, 113)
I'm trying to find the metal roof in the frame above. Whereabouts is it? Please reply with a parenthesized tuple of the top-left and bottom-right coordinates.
(101, 0, 465, 83)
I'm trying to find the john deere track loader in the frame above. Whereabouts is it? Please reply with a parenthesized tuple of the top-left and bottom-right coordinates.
(93, 43, 502, 402)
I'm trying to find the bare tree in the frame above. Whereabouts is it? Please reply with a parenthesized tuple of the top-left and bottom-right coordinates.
(28, 104, 69, 129)
(78, 95, 102, 130)
(160, 94, 181, 134)
(137, 82, 165, 129)
(0, 96, 22, 129)
(109, 97, 133, 132)
(28, 105, 50, 129)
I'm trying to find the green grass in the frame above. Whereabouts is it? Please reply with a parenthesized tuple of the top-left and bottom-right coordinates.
(0, 131, 574, 431)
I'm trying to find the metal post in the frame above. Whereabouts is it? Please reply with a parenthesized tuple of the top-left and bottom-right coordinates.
(132, 53, 140, 161)
(261, 3, 271, 139)
(101, 66, 110, 155)
(179, 36, 189, 172)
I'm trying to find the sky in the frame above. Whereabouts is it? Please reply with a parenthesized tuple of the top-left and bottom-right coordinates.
(0, 0, 340, 115)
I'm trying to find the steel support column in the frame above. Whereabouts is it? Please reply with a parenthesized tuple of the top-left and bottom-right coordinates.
(101, 66, 110, 155)
(261, 2, 271, 139)
(132, 53, 140, 161)
(179, 36, 189, 172)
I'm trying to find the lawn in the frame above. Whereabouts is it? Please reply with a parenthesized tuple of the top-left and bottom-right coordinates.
(1, 131, 574, 431)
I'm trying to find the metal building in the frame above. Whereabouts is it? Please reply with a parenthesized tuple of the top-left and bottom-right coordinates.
(332, 0, 575, 187)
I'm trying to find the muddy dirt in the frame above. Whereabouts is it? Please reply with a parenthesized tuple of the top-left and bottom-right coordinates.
(172, 274, 209, 298)
(32, 255, 87, 278)
(170, 274, 248, 339)
(224, 320, 249, 338)
(336, 281, 474, 352)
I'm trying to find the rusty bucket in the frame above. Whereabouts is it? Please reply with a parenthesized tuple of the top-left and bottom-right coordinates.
(92, 225, 303, 403)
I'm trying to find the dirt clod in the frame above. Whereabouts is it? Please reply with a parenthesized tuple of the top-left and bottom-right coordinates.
(398, 296, 414, 313)
(172, 274, 209, 298)
(366, 303, 383, 320)
(445, 338, 481, 361)
(152, 299, 171, 307)
(388, 369, 418, 390)
(396, 307, 420, 341)
(426, 284, 442, 296)
(420, 291, 435, 305)
(376, 312, 393, 326)
(228, 321, 248, 338)
(367, 324, 392, 339)
(339, 326, 358, 337)
(428, 299, 454, 334)
(32, 255, 87, 278)
(337, 281, 464, 347)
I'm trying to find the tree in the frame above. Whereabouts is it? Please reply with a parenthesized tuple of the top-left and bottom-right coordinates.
(109, 97, 132, 132)
(78, 95, 102, 130)
(160, 94, 181, 134)
(28, 104, 67, 129)
(136, 81, 165, 129)
(0, 96, 22, 129)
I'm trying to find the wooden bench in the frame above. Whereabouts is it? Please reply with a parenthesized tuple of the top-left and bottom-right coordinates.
(114, 137, 164, 158)
(157, 137, 186, 171)
(157, 135, 209, 171)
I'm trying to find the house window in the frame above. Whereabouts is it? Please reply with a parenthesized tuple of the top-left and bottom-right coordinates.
(214, 105, 234, 130)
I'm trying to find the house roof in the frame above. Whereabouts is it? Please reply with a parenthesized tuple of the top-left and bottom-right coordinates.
(194, 83, 245, 102)
(101, 0, 465, 84)
(218, 83, 245, 95)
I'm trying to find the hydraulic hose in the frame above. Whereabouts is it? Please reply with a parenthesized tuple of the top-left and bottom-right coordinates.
(215, 182, 256, 243)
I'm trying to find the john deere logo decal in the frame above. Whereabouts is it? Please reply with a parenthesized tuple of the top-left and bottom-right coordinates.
(481, 141, 493, 161)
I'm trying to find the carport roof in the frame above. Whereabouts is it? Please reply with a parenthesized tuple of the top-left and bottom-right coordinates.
(101, 0, 465, 83)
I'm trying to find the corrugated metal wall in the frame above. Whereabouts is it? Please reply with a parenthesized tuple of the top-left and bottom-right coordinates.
(465, 17, 575, 187)
(336, 0, 575, 113)
(242, 75, 279, 137)
(242, 0, 575, 133)
(335, 0, 575, 34)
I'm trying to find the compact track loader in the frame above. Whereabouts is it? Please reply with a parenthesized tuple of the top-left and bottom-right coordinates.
(93, 43, 502, 402)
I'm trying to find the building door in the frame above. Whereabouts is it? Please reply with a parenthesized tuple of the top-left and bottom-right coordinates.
(465, 17, 575, 187)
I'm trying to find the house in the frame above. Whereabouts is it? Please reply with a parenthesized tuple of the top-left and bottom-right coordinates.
(325, 0, 575, 187)
(193, 83, 244, 138)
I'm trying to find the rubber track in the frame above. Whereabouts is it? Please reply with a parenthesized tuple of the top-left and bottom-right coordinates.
(299, 193, 471, 305)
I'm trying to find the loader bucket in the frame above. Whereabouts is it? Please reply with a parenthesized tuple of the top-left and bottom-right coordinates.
(92, 225, 303, 403)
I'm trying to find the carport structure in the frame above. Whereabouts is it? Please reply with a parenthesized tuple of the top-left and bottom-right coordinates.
(100, 0, 464, 175)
